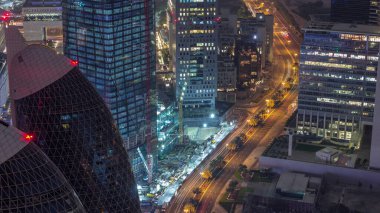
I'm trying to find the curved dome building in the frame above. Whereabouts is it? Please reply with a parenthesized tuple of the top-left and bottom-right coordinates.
(7, 27, 141, 213)
(0, 121, 85, 212)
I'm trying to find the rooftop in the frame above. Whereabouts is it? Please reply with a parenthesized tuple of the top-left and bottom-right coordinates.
(6, 26, 74, 100)
(263, 135, 357, 168)
(304, 21, 380, 35)
(23, 0, 61, 7)
(276, 172, 309, 194)
(0, 121, 29, 165)
(250, 172, 322, 204)
(317, 147, 340, 155)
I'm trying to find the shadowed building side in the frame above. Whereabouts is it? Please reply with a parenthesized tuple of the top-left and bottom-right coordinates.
(6, 27, 141, 213)
(0, 122, 85, 212)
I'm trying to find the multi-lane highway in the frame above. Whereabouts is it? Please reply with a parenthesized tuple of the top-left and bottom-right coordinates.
(166, 1, 301, 212)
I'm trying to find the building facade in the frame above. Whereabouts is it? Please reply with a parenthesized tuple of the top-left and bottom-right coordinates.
(22, 0, 63, 48)
(7, 29, 141, 212)
(217, 9, 236, 102)
(235, 37, 261, 94)
(331, 0, 371, 24)
(0, 122, 85, 212)
(369, 0, 380, 25)
(297, 22, 380, 143)
(331, 0, 380, 25)
(237, 14, 274, 67)
(62, 0, 157, 179)
(0, 24, 8, 121)
(175, 0, 219, 126)
(217, 56, 236, 102)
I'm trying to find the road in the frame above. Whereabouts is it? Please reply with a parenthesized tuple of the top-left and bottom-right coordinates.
(166, 1, 301, 212)
(197, 90, 297, 213)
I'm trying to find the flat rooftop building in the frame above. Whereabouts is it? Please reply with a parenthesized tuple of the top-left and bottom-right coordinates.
(243, 172, 322, 213)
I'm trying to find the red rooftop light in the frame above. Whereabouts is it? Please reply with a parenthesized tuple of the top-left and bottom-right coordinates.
(0, 11, 11, 22)
(214, 17, 222, 23)
(24, 134, 34, 143)
(70, 60, 78, 66)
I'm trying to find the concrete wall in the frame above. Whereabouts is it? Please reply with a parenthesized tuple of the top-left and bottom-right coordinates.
(370, 62, 380, 169)
(260, 156, 380, 186)
(23, 21, 62, 41)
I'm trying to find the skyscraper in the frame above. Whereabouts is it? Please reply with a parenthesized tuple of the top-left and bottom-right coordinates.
(175, 0, 219, 126)
(62, 0, 157, 179)
(7, 27, 141, 212)
(0, 121, 85, 212)
(22, 0, 62, 44)
(297, 22, 380, 143)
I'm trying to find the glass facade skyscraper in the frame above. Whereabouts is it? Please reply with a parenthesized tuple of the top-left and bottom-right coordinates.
(297, 22, 380, 143)
(62, 0, 157, 178)
(0, 122, 85, 213)
(7, 28, 141, 212)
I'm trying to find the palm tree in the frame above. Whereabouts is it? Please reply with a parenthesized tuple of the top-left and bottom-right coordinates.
(210, 156, 225, 170)
(238, 164, 247, 173)
(193, 187, 201, 195)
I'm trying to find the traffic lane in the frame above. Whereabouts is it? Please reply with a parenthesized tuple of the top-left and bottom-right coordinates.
(167, 115, 255, 213)
(197, 92, 298, 212)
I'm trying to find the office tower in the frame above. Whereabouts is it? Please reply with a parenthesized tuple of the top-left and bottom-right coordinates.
(62, 0, 157, 179)
(237, 13, 274, 68)
(331, 0, 380, 25)
(175, 0, 219, 126)
(0, 121, 85, 212)
(217, 57, 236, 102)
(217, 8, 236, 103)
(6, 27, 141, 212)
(235, 38, 261, 95)
(22, 0, 63, 51)
(297, 22, 380, 143)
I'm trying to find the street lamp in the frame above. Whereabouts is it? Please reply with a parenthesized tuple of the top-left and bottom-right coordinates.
(210, 113, 215, 118)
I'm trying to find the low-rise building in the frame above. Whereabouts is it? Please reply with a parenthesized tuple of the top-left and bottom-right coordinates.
(22, 0, 63, 52)
(243, 172, 322, 213)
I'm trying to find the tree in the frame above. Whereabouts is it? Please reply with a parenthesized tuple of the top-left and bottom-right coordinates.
(183, 203, 196, 213)
(233, 138, 244, 150)
(200, 169, 213, 180)
(193, 187, 201, 195)
(229, 180, 238, 188)
(247, 118, 258, 127)
(266, 99, 275, 108)
(210, 156, 225, 169)
(227, 142, 237, 151)
(238, 164, 248, 173)
(226, 187, 235, 193)
(189, 198, 198, 206)
(283, 81, 291, 90)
